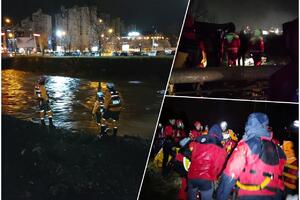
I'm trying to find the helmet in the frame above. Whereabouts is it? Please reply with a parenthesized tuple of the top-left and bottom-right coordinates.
(169, 119, 176, 125)
(38, 76, 47, 85)
(220, 121, 228, 132)
(194, 121, 203, 131)
(97, 91, 104, 101)
(106, 82, 115, 90)
(99, 82, 107, 90)
(176, 119, 184, 129)
(253, 29, 262, 37)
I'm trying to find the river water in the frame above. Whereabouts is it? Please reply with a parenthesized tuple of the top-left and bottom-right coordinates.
(2, 69, 165, 138)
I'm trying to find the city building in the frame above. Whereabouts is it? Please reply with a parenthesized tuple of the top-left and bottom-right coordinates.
(32, 9, 52, 51)
(120, 32, 172, 53)
(54, 6, 99, 51)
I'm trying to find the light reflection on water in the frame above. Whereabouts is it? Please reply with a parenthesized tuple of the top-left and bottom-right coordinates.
(2, 69, 163, 138)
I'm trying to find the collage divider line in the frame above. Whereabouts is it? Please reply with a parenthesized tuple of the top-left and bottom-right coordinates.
(136, 0, 192, 199)
(165, 95, 299, 105)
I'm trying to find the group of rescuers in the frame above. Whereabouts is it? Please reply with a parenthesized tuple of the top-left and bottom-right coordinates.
(176, 15, 265, 68)
(153, 113, 298, 200)
(34, 76, 122, 136)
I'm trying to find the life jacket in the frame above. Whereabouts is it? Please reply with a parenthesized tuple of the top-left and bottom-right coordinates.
(109, 90, 121, 107)
(34, 84, 48, 101)
(235, 137, 286, 196)
(174, 146, 191, 177)
(222, 129, 238, 153)
(282, 141, 298, 191)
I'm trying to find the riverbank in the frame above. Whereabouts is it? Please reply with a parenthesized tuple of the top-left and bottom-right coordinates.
(3, 115, 150, 200)
(2, 56, 173, 81)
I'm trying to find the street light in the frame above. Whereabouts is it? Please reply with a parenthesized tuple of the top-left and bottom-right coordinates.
(108, 28, 113, 34)
(5, 18, 11, 24)
(56, 30, 66, 37)
(8, 33, 14, 38)
(99, 19, 103, 23)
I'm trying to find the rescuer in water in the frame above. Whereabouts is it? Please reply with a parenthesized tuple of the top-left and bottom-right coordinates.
(34, 76, 54, 126)
(93, 82, 122, 137)
(217, 113, 286, 200)
(92, 91, 105, 128)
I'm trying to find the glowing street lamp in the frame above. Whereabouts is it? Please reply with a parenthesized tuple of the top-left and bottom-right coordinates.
(5, 18, 11, 24)
(56, 30, 66, 37)
(108, 28, 113, 34)
(8, 33, 14, 38)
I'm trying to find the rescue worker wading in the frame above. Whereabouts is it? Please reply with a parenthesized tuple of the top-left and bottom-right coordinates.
(93, 83, 121, 137)
(187, 124, 227, 200)
(34, 76, 53, 126)
(217, 113, 286, 200)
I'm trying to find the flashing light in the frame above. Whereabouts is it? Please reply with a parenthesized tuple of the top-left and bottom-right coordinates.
(128, 31, 140, 37)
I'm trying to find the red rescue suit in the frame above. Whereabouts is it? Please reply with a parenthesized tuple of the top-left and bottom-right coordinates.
(188, 135, 227, 181)
(222, 136, 286, 197)
(249, 36, 264, 66)
(222, 33, 240, 66)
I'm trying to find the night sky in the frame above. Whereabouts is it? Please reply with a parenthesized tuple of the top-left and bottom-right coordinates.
(160, 97, 298, 140)
(190, 0, 298, 30)
(2, 0, 189, 34)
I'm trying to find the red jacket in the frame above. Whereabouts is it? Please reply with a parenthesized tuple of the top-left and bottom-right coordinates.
(223, 137, 286, 196)
(188, 135, 227, 180)
(222, 33, 241, 54)
(164, 125, 174, 138)
(249, 37, 264, 53)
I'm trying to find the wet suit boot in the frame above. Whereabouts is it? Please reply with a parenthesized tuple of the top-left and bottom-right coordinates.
(41, 119, 46, 127)
(49, 117, 54, 128)
(99, 125, 107, 138)
(113, 127, 118, 137)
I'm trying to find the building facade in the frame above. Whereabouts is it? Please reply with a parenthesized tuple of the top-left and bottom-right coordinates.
(54, 6, 99, 51)
(32, 9, 52, 50)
